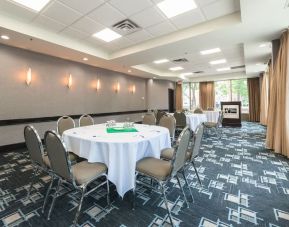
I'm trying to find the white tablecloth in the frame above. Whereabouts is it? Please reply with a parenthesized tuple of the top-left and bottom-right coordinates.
(62, 123, 171, 197)
(185, 113, 207, 131)
(203, 111, 220, 123)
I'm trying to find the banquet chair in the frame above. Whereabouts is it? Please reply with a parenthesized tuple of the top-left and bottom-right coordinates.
(193, 107, 203, 114)
(142, 113, 156, 125)
(173, 112, 186, 136)
(159, 115, 176, 143)
(134, 127, 192, 227)
(79, 114, 94, 127)
(207, 107, 214, 111)
(156, 111, 166, 125)
(24, 125, 52, 200)
(203, 111, 223, 137)
(43, 130, 110, 226)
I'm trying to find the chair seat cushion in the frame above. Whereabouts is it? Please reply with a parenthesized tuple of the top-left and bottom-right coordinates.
(203, 122, 217, 128)
(161, 148, 191, 161)
(43, 155, 51, 168)
(72, 161, 107, 185)
(136, 157, 172, 181)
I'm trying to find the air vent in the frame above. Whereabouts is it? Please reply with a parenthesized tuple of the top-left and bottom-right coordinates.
(230, 65, 245, 69)
(172, 58, 188, 63)
(193, 71, 204, 74)
(112, 19, 140, 36)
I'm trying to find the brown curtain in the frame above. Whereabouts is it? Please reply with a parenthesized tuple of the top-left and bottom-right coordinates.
(266, 30, 289, 157)
(260, 70, 269, 125)
(199, 81, 215, 110)
(176, 83, 183, 111)
(247, 77, 261, 122)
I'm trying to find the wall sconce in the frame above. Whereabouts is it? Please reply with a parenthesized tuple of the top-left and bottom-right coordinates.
(67, 74, 72, 89)
(130, 84, 136, 94)
(96, 79, 100, 92)
(114, 82, 120, 93)
(26, 68, 32, 86)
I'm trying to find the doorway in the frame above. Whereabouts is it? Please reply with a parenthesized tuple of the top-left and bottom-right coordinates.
(168, 89, 175, 113)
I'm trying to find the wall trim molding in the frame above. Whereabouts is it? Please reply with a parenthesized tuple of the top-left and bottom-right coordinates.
(0, 142, 26, 152)
(0, 110, 150, 126)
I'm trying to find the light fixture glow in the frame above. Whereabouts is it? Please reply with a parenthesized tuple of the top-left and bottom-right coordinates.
(93, 28, 122, 42)
(11, 0, 51, 12)
(180, 72, 193, 76)
(169, 66, 184, 71)
(157, 0, 197, 18)
(153, 59, 169, 64)
(83, 57, 88, 61)
(96, 79, 100, 91)
(1, 35, 10, 40)
(259, 43, 267, 48)
(209, 59, 227, 65)
(67, 74, 72, 88)
(114, 82, 120, 93)
(216, 67, 230, 72)
(130, 84, 136, 94)
(200, 48, 221, 55)
(128, 69, 132, 73)
(26, 68, 32, 86)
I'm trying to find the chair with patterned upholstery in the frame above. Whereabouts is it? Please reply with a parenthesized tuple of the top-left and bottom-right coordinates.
(79, 114, 94, 127)
(142, 113, 156, 125)
(134, 127, 192, 226)
(43, 130, 110, 225)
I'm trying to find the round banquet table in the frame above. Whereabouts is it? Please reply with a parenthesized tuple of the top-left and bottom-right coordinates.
(62, 123, 171, 197)
(203, 110, 220, 123)
(185, 113, 207, 131)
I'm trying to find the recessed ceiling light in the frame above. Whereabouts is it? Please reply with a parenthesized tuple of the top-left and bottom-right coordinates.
(128, 69, 132, 73)
(259, 43, 267, 48)
(216, 67, 230, 72)
(83, 57, 88, 61)
(157, 0, 197, 18)
(200, 48, 221, 55)
(180, 72, 193, 76)
(153, 59, 169, 64)
(11, 0, 51, 12)
(1, 35, 10, 40)
(169, 66, 184, 71)
(210, 59, 227, 65)
(93, 28, 122, 42)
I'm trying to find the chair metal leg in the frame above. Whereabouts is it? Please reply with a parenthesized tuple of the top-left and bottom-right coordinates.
(160, 183, 174, 227)
(106, 178, 110, 207)
(176, 175, 189, 208)
(132, 172, 138, 210)
(47, 179, 61, 220)
(181, 168, 194, 202)
(191, 161, 202, 186)
(73, 187, 87, 226)
(27, 168, 39, 199)
(42, 176, 54, 213)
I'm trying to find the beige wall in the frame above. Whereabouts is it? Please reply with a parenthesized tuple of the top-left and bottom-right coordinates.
(0, 44, 174, 146)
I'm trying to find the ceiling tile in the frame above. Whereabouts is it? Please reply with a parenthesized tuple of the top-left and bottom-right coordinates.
(60, 27, 89, 40)
(109, 0, 152, 17)
(71, 17, 105, 35)
(194, 0, 218, 7)
(146, 21, 176, 37)
(202, 0, 240, 20)
(57, 0, 104, 14)
(32, 15, 66, 32)
(42, 1, 82, 25)
(104, 37, 133, 49)
(170, 8, 205, 29)
(126, 30, 153, 43)
(130, 6, 165, 28)
(88, 3, 126, 27)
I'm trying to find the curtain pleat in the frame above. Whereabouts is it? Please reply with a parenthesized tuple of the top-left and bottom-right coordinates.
(199, 81, 215, 110)
(176, 83, 183, 111)
(260, 70, 269, 125)
(247, 77, 261, 122)
(266, 30, 289, 157)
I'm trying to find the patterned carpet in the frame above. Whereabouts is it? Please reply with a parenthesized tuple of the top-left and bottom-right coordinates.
(1, 122, 289, 227)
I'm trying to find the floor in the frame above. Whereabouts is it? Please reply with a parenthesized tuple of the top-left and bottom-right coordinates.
(0, 122, 289, 227)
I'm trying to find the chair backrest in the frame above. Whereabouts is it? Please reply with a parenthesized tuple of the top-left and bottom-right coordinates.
(159, 115, 176, 138)
(193, 107, 203, 114)
(217, 111, 224, 127)
(156, 111, 166, 124)
(171, 126, 191, 176)
(142, 113, 156, 125)
(57, 116, 75, 136)
(173, 112, 186, 128)
(44, 130, 73, 182)
(79, 114, 94, 127)
(190, 124, 204, 161)
(24, 125, 45, 167)
(207, 107, 214, 111)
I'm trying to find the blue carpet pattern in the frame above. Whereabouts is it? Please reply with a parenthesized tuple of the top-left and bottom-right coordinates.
(0, 122, 289, 226)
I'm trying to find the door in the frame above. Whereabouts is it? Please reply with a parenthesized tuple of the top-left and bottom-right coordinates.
(168, 88, 175, 113)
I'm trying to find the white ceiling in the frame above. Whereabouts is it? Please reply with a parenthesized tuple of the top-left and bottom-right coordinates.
(0, 0, 288, 81)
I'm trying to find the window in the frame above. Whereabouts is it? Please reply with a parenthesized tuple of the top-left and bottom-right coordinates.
(182, 82, 199, 110)
(215, 79, 249, 113)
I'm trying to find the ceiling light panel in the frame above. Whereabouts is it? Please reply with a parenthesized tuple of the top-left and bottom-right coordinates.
(93, 28, 122, 42)
(10, 0, 51, 12)
(154, 59, 169, 64)
(169, 66, 184, 71)
(216, 67, 230, 72)
(200, 48, 221, 55)
(157, 0, 197, 18)
(180, 72, 193, 76)
(210, 59, 227, 65)
(1, 35, 10, 40)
